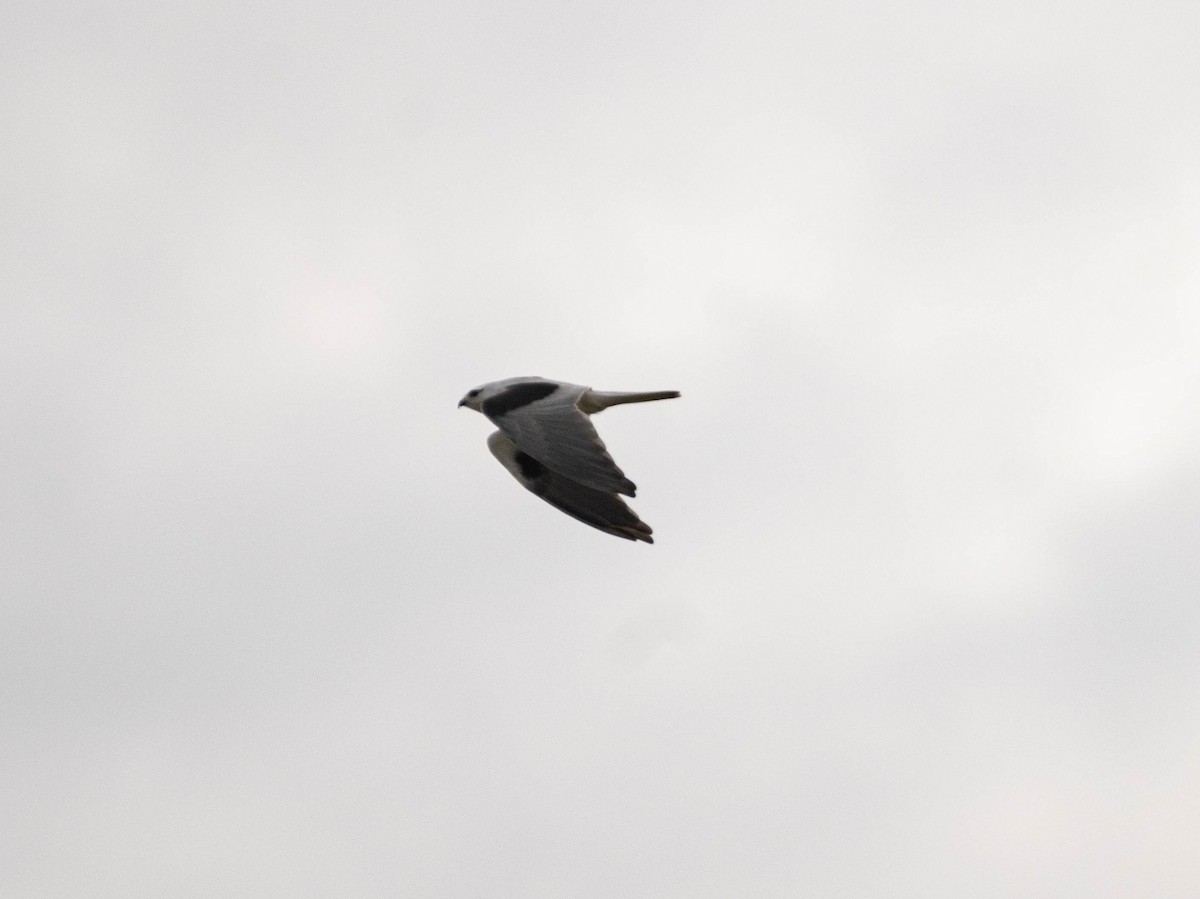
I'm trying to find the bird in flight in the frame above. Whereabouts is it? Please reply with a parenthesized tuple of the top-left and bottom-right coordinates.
(458, 377, 680, 543)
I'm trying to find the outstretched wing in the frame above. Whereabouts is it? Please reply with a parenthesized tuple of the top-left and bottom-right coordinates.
(483, 380, 637, 496)
(487, 432, 652, 543)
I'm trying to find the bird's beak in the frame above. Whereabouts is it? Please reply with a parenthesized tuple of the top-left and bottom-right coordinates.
(457, 398, 467, 407)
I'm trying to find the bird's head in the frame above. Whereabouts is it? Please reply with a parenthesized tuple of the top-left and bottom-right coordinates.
(457, 384, 492, 411)
(459, 376, 549, 412)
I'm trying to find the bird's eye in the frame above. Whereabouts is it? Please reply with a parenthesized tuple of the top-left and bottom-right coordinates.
(468, 389, 480, 397)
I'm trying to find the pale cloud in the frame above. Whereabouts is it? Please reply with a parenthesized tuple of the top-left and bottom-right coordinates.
(2, 0, 1198, 895)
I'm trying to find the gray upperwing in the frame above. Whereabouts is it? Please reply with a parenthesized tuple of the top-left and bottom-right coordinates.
(488, 386, 637, 496)
(488, 431, 652, 542)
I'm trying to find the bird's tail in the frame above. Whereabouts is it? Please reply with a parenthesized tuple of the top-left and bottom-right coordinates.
(581, 389, 681, 413)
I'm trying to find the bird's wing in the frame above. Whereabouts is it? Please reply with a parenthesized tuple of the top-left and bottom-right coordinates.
(484, 381, 637, 496)
(488, 432, 652, 542)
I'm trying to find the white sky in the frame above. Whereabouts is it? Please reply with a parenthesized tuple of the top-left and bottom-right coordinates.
(3, 0, 1199, 895)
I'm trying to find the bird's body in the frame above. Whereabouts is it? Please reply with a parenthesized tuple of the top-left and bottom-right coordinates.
(459, 377, 680, 543)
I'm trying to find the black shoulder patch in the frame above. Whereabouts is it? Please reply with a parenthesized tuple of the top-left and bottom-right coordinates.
(482, 381, 559, 417)
(513, 451, 545, 480)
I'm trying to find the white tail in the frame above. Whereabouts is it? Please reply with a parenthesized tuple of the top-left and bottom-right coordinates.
(581, 389, 681, 414)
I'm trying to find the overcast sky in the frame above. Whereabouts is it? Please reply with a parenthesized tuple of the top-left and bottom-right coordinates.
(3, 0, 1199, 895)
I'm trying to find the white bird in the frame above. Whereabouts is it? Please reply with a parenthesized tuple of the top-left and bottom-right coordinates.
(458, 377, 680, 543)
